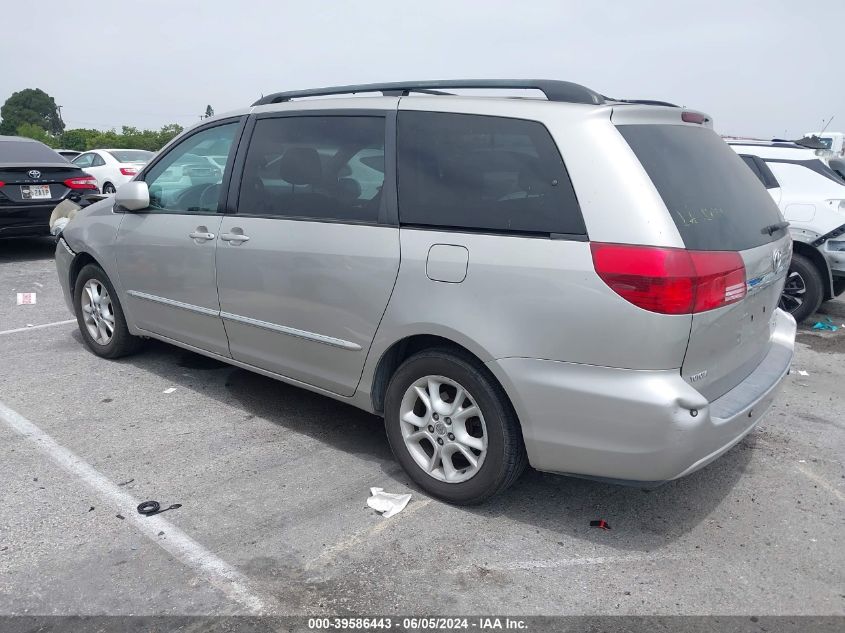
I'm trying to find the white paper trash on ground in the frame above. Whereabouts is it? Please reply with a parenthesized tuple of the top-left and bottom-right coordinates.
(16, 293, 36, 305)
(798, 370, 809, 377)
(367, 487, 412, 518)
(163, 387, 177, 394)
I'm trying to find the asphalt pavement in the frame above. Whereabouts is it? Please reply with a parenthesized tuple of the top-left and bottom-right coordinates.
(0, 236, 843, 616)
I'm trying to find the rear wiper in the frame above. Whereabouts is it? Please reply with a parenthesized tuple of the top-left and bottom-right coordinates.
(762, 221, 789, 235)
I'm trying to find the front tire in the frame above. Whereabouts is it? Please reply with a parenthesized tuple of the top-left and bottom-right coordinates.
(384, 348, 527, 504)
(779, 253, 823, 323)
(73, 263, 142, 358)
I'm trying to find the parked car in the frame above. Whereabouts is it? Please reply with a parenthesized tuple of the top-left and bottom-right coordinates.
(55, 149, 82, 160)
(54, 80, 796, 503)
(72, 149, 154, 194)
(0, 135, 99, 238)
(729, 140, 845, 322)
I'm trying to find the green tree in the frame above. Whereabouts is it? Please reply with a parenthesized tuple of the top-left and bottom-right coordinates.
(15, 122, 55, 146)
(0, 88, 64, 136)
(59, 128, 97, 151)
(56, 123, 184, 152)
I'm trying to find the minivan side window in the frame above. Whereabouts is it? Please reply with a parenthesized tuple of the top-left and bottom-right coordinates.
(143, 122, 238, 214)
(397, 112, 585, 235)
(237, 116, 386, 223)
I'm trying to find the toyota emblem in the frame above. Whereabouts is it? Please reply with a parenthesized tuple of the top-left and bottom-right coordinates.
(772, 249, 783, 272)
(28, 169, 41, 179)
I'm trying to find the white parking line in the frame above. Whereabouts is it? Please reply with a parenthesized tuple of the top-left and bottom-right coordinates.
(797, 463, 845, 502)
(307, 498, 434, 571)
(0, 399, 272, 615)
(447, 553, 680, 574)
(0, 319, 76, 336)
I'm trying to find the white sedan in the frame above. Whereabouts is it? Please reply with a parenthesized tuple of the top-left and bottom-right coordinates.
(71, 149, 154, 194)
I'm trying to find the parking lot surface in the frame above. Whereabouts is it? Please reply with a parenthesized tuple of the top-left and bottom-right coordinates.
(0, 237, 843, 616)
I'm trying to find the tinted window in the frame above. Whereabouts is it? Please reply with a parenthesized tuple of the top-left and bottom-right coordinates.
(739, 154, 779, 189)
(143, 122, 238, 213)
(398, 112, 584, 235)
(238, 116, 385, 223)
(108, 150, 153, 163)
(0, 139, 64, 164)
(619, 125, 783, 251)
(91, 153, 106, 167)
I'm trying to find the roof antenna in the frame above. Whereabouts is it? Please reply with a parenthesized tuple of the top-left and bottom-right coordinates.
(819, 114, 835, 135)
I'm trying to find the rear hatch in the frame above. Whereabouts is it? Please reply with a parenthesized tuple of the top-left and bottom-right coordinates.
(619, 122, 790, 401)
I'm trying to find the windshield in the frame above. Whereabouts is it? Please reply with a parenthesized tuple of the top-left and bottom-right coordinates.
(619, 124, 784, 251)
(107, 149, 153, 163)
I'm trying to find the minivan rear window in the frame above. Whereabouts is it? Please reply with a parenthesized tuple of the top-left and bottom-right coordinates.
(619, 125, 783, 251)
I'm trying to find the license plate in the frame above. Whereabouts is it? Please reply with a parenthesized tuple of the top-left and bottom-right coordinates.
(21, 184, 51, 200)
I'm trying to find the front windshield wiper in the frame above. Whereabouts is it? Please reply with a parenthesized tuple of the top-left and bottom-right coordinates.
(762, 221, 790, 235)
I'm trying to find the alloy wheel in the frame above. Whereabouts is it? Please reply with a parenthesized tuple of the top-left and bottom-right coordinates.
(399, 375, 488, 484)
(779, 270, 806, 313)
(81, 279, 115, 345)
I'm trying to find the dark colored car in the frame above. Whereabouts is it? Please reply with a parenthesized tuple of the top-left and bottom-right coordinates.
(0, 136, 99, 238)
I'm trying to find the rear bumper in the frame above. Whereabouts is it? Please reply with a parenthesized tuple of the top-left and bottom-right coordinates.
(0, 202, 56, 237)
(487, 308, 797, 484)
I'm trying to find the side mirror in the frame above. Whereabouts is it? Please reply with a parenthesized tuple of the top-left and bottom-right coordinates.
(114, 181, 150, 212)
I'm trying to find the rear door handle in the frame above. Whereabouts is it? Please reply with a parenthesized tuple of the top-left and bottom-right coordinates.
(220, 231, 250, 244)
(189, 227, 215, 242)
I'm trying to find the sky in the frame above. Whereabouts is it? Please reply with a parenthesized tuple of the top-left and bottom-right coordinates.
(1, 0, 841, 139)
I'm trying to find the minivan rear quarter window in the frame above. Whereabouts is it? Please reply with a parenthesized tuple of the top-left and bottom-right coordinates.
(398, 112, 585, 236)
(619, 125, 784, 251)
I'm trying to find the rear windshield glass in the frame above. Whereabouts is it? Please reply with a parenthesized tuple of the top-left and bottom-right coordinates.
(108, 149, 153, 163)
(619, 125, 783, 251)
(0, 139, 64, 164)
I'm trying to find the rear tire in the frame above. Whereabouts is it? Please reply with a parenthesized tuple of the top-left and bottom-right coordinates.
(102, 182, 116, 194)
(384, 348, 527, 505)
(73, 263, 142, 358)
(780, 253, 823, 323)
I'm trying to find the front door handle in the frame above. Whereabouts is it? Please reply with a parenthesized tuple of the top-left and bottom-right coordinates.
(220, 230, 250, 244)
(189, 227, 215, 242)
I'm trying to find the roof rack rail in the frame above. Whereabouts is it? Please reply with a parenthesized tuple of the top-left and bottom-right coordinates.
(605, 97, 679, 108)
(253, 79, 606, 106)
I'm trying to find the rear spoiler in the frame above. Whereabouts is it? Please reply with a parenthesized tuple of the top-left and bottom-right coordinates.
(609, 105, 713, 129)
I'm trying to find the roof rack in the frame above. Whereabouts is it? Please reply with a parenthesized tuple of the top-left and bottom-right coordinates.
(253, 79, 606, 106)
(606, 98, 679, 108)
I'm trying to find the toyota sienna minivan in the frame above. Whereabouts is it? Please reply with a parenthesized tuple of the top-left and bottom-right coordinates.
(54, 80, 796, 504)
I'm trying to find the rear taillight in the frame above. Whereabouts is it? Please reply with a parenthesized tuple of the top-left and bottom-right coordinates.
(64, 175, 98, 190)
(590, 243, 746, 315)
(0, 181, 5, 187)
(119, 167, 138, 176)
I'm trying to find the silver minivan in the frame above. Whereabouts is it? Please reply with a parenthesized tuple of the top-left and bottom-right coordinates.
(55, 80, 796, 504)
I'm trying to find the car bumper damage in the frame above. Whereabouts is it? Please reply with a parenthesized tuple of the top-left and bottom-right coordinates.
(488, 308, 797, 485)
(55, 236, 76, 313)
